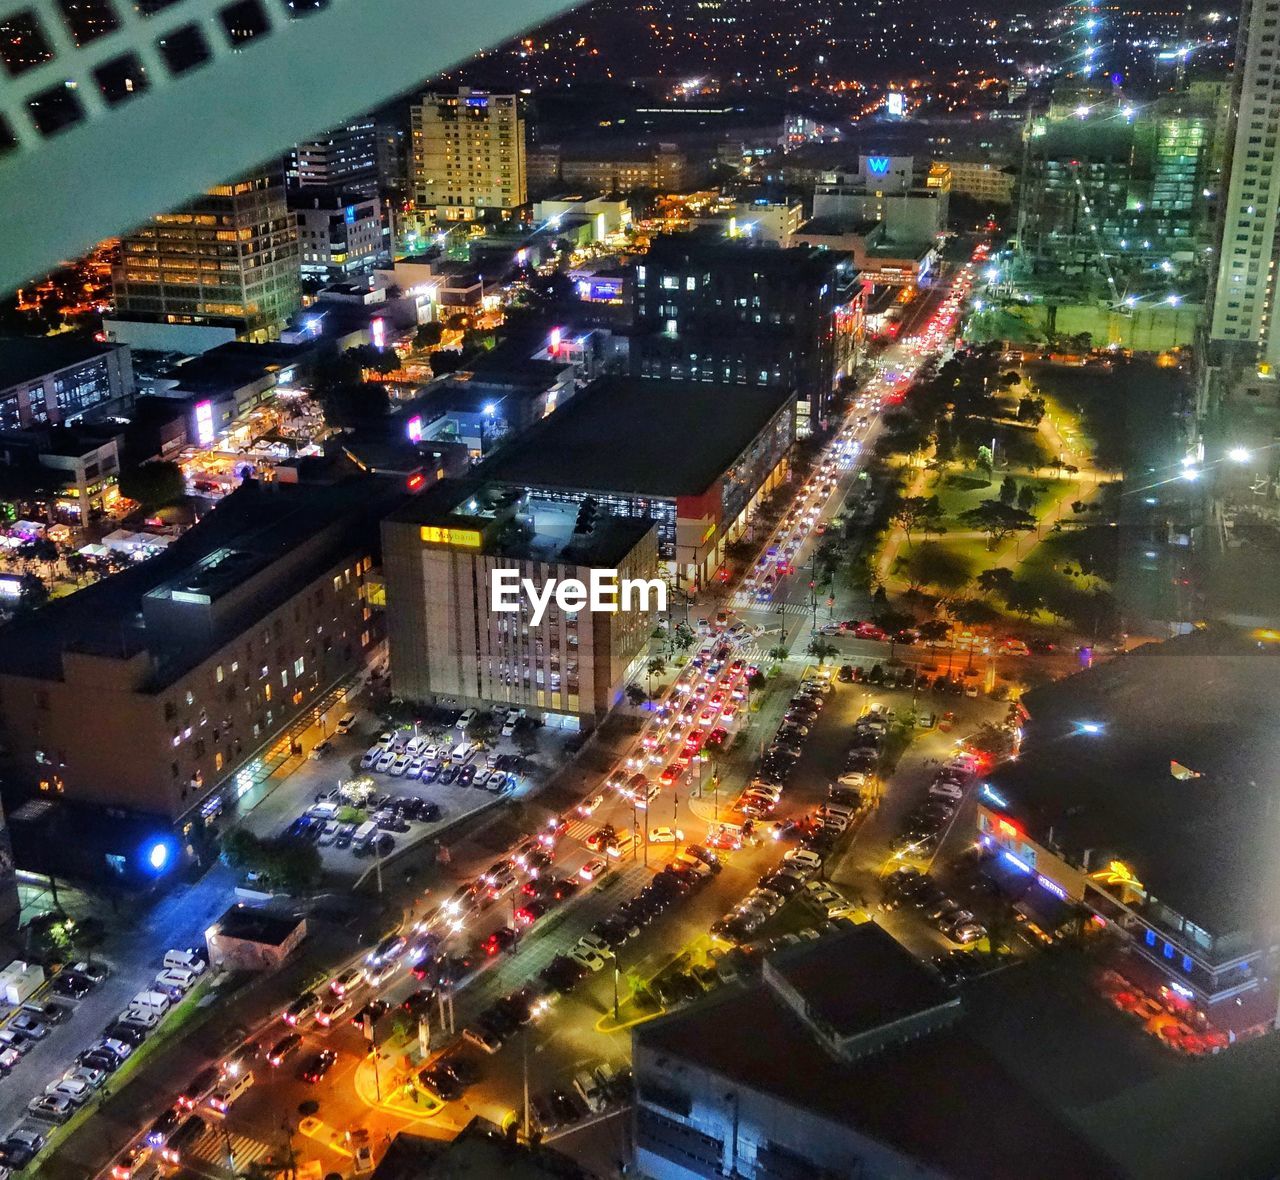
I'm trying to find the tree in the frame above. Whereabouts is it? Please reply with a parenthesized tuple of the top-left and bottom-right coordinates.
(1004, 580, 1044, 619)
(646, 655, 667, 697)
(805, 637, 839, 665)
(892, 496, 932, 547)
(1016, 484, 1038, 514)
(671, 621, 695, 654)
(976, 566, 1015, 599)
(767, 644, 790, 664)
(1017, 395, 1046, 425)
(959, 500, 1036, 550)
(625, 683, 648, 707)
(917, 619, 951, 644)
(118, 460, 185, 509)
(917, 496, 947, 540)
(466, 711, 499, 748)
(975, 446, 993, 476)
(414, 322, 443, 350)
(902, 543, 972, 596)
(429, 350, 464, 376)
(314, 379, 390, 429)
(952, 599, 999, 626)
(347, 344, 399, 376)
(998, 475, 1018, 505)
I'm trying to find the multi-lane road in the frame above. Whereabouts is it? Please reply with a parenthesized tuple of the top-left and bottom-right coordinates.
(67, 253, 1027, 1180)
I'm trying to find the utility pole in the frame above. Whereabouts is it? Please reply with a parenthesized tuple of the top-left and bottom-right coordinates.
(522, 1027, 531, 1142)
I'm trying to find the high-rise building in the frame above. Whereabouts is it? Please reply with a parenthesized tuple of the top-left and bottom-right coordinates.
(411, 88, 527, 222)
(630, 234, 865, 435)
(1207, 0, 1280, 385)
(109, 168, 301, 347)
(288, 119, 379, 197)
(289, 188, 385, 283)
(1015, 94, 1216, 293)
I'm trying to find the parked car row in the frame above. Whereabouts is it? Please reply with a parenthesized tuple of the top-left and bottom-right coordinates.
(889, 751, 977, 858)
(529, 1062, 630, 1133)
(882, 866, 989, 946)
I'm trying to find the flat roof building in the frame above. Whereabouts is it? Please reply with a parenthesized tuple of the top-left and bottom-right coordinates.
(0, 336, 134, 431)
(980, 627, 1280, 1040)
(0, 476, 403, 858)
(480, 378, 796, 589)
(383, 479, 659, 727)
(633, 923, 1119, 1180)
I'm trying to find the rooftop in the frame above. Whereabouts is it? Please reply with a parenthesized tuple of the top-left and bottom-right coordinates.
(986, 627, 1280, 939)
(213, 905, 303, 946)
(0, 474, 406, 686)
(387, 478, 656, 568)
(480, 378, 795, 498)
(768, 920, 953, 1041)
(0, 336, 123, 389)
(636, 926, 1121, 1180)
(160, 341, 313, 395)
(374, 1120, 593, 1180)
(643, 231, 855, 279)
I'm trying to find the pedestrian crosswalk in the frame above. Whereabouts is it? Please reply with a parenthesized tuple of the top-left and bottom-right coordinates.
(728, 596, 813, 620)
(562, 817, 599, 843)
(187, 1129, 275, 1171)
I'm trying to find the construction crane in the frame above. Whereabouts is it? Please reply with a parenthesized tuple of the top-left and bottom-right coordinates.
(0, 0, 575, 291)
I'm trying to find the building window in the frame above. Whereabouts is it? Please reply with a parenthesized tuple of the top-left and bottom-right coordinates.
(294, 656, 305, 677)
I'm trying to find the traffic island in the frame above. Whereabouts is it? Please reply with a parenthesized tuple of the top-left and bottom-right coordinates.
(353, 1049, 446, 1123)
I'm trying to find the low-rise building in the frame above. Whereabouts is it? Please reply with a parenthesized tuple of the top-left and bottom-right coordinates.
(383, 479, 659, 727)
(206, 905, 307, 971)
(980, 627, 1280, 1042)
(480, 378, 796, 589)
(0, 337, 134, 431)
(0, 476, 403, 849)
(633, 923, 1117, 1180)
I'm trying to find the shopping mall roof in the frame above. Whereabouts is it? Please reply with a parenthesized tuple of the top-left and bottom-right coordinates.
(480, 378, 795, 498)
(987, 627, 1280, 940)
(636, 927, 1122, 1180)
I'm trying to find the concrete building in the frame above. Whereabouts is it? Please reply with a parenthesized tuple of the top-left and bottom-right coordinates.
(812, 155, 951, 245)
(0, 337, 134, 431)
(206, 905, 306, 972)
(0, 477, 401, 840)
(945, 157, 1017, 206)
(411, 88, 526, 222)
(632, 923, 1117, 1180)
(792, 217, 938, 289)
(480, 379, 796, 589)
(108, 168, 301, 350)
(288, 118, 378, 196)
(631, 233, 864, 434)
(529, 143, 686, 196)
(980, 627, 1280, 1043)
(289, 188, 384, 283)
(383, 479, 659, 728)
(532, 195, 631, 240)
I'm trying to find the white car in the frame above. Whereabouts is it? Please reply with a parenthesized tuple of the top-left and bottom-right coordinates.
(374, 750, 396, 774)
(784, 849, 823, 873)
(647, 826, 684, 845)
(360, 746, 381, 770)
(501, 717, 518, 737)
(335, 712, 357, 734)
(155, 968, 196, 994)
(405, 757, 426, 780)
(65, 1065, 106, 1090)
(570, 947, 607, 973)
(457, 709, 477, 731)
(45, 1076, 91, 1106)
(928, 782, 964, 801)
(123, 1006, 162, 1029)
(576, 933, 612, 958)
(389, 753, 411, 777)
(317, 821, 340, 846)
(473, 768, 492, 789)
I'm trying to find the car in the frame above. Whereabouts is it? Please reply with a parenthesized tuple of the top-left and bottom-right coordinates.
(8, 1013, 47, 1039)
(360, 746, 381, 770)
(45, 1075, 92, 1107)
(284, 991, 320, 1026)
(576, 933, 612, 958)
(299, 1048, 338, 1083)
(53, 972, 92, 999)
(585, 825, 616, 851)
(0, 1128, 45, 1167)
(457, 708, 477, 730)
(647, 826, 684, 844)
(367, 933, 407, 967)
(156, 967, 198, 994)
(579, 856, 609, 881)
(147, 1107, 183, 1146)
(79, 1047, 122, 1072)
(316, 995, 352, 1027)
(353, 999, 391, 1028)
(266, 1028, 303, 1064)
(176, 1065, 221, 1110)
(570, 946, 607, 973)
(480, 927, 518, 957)
(66, 1065, 107, 1091)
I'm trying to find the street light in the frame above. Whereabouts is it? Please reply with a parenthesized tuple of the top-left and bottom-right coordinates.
(1229, 446, 1251, 464)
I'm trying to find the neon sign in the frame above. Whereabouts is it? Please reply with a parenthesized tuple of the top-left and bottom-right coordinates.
(194, 400, 215, 447)
(867, 156, 892, 176)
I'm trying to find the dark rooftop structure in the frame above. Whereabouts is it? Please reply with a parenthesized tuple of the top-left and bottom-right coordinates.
(987, 626, 1280, 941)
(374, 1119, 594, 1180)
(387, 477, 655, 568)
(480, 378, 795, 498)
(157, 341, 314, 394)
(213, 904, 303, 946)
(0, 473, 406, 687)
(0, 336, 124, 388)
(634, 924, 1122, 1180)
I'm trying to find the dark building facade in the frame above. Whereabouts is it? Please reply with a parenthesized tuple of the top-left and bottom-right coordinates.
(630, 234, 864, 435)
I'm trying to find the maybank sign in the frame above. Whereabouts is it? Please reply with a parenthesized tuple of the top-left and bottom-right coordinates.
(421, 525, 482, 548)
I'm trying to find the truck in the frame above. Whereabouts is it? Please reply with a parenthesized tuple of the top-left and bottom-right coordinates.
(0, 961, 44, 1007)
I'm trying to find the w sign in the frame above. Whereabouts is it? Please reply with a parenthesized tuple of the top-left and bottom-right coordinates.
(867, 157, 892, 176)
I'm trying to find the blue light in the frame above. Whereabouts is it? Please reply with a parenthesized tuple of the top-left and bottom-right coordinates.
(147, 841, 170, 872)
(344, 206, 356, 225)
(1076, 720, 1103, 734)
(979, 783, 1009, 809)
(1002, 850, 1033, 874)
(867, 156, 891, 176)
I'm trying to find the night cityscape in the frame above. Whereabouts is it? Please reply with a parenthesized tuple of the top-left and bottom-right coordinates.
(0, 0, 1278, 1178)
